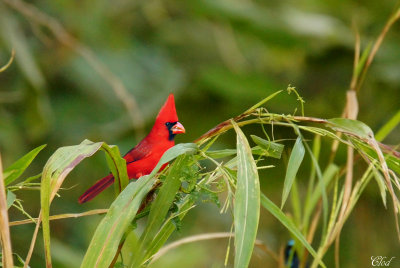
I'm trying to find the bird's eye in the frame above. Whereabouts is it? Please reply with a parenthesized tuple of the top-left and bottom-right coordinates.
(165, 122, 173, 127)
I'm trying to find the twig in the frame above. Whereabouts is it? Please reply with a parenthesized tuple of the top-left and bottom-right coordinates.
(24, 212, 41, 268)
(3, 0, 145, 137)
(0, 48, 15, 73)
(0, 153, 14, 267)
(150, 232, 279, 264)
(9, 209, 108, 226)
(338, 91, 358, 221)
(301, 201, 322, 268)
(356, 7, 400, 92)
(349, 24, 360, 91)
(335, 236, 340, 268)
(109, 240, 124, 268)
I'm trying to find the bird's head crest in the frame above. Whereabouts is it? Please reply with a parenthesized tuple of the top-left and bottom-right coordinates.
(155, 94, 178, 124)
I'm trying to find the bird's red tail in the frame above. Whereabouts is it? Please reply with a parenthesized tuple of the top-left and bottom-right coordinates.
(78, 174, 114, 204)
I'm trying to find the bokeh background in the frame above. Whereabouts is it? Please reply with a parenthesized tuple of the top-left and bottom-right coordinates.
(1, 0, 399, 267)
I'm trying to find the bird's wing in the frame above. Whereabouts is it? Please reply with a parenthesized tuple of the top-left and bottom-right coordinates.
(123, 139, 152, 163)
(125, 150, 167, 178)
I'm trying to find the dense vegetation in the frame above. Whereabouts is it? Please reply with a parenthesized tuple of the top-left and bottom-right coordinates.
(0, 0, 399, 267)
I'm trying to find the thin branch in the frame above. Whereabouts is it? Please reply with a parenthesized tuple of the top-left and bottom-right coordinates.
(338, 91, 358, 221)
(301, 201, 322, 268)
(109, 239, 125, 268)
(9, 209, 108, 226)
(335, 236, 340, 268)
(0, 154, 14, 268)
(150, 232, 279, 264)
(0, 48, 15, 73)
(356, 7, 400, 92)
(337, 146, 354, 221)
(24, 211, 41, 268)
(349, 24, 360, 91)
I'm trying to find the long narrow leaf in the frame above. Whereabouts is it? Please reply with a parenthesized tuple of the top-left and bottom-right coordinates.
(281, 137, 305, 208)
(375, 109, 400, 141)
(133, 155, 193, 267)
(81, 143, 197, 267)
(354, 42, 373, 77)
(260, 193, 326, 268)
(141, 197, 195, 264)
(6, 190, 16, 209)
(327, 118, 373, 139)
(372, 169, 387, 208)
(352, 139, 400, 174)
(82, 174, 155, 268)
(41, 140, 105, 267)
(303, 135, 321, 229)
(205, 142, 284, 159)
(304, 164, 339, 221)
(102, 144, 129, 195)
(251, 135, 284, 159)
(232, 121, 260, 268)
(3, 144, 46, 186)
(244, 90, 283, 114)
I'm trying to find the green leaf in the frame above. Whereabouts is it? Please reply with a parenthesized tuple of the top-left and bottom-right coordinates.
(3, 144, 46, 186)
(244, 90, 283, 113)
(41, 140, 105, 267)
(302, 133, 329, 235)
(101, 144, 129, 195)
(6, 190, 15, 209)
(205, 149, 237, 159)
(40, 139, 134, 267)
(290, 179, 301, 225)
(81, 143, 197, 268)
(122, 230, 140, 267)
(375, 109, 400, 142)
(372, 169, 387, 208)
(232, 121, 260, 268)
(139, 195, 195, 265)
(250, 135, 284, 159)
(81, 173, 156, 268)
(354, 42, 372, 77)
(304, 135, 321, 225)
(18, 173, 42, 184)
(304, 164, 339, 221)
(281, 137, 305, 208)
(260, 193, 326, 268)
(327, 118, 373, 139)
(13, 252, 27, 267)
(137, 152, 199, 265)
(133, 155, 193, 266)
(352, 138, 400, 174)
(205, 144, 283, 160)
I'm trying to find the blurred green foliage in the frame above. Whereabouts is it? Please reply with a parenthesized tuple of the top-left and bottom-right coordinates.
(0, 0, 399, 267)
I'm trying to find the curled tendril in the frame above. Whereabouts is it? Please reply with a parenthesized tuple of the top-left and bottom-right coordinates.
(0, 49, 15, 73)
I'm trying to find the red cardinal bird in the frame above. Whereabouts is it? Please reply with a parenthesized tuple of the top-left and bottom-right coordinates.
(78, 94, 185, 203)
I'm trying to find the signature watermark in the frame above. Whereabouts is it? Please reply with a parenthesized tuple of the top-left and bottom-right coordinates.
(371, 256, 396, 266)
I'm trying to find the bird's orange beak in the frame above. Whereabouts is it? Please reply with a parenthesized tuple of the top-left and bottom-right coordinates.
(171, 122, 185, 134)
